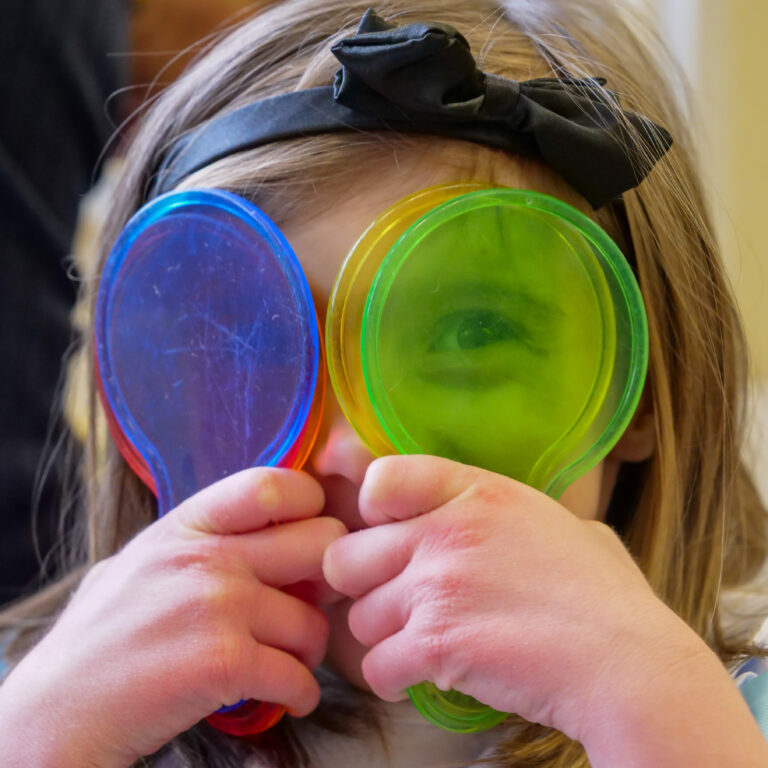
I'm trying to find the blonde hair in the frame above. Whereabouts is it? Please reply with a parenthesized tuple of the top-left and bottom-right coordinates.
(3, 1, 766, 766)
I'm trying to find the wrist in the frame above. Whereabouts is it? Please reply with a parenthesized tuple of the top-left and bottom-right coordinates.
(578, 610, 768, 768)
(0, 656, 132, 768)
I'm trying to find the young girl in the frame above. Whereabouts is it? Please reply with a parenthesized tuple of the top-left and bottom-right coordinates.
(2, 1, 767, 766)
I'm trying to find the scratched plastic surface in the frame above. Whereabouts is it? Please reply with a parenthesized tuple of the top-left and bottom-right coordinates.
(96, 189, 320, 514)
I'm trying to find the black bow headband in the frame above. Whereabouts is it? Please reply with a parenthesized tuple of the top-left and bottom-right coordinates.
(150, 8, 673, 208)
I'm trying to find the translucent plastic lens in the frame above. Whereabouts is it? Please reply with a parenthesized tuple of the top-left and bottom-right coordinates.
(363, 190, 625, 494)
(326, 183, 487, 456)
(96, 189, 321, 514)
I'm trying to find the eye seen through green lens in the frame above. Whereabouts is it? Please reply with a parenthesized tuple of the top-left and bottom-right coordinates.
(362, 188, 646, 497)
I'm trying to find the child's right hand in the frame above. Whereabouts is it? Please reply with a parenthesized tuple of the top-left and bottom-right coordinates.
(0, 468, 346, 768)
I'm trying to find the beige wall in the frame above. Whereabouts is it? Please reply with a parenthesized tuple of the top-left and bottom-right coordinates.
(646, 0, 768, 380)
(698, 0, 768, 380)
(695, 0, 768, 495)
(634, 0, 768, 496)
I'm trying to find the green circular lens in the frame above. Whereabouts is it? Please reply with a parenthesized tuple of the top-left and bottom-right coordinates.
(362, 188, 647, 497)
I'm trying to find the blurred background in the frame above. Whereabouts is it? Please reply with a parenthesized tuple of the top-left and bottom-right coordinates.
(1, 0, 765, 604)
(632, 0, 768, 498)
(636, 0, 767, 371)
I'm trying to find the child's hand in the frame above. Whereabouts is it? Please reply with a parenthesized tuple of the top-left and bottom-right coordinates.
(0, 468, 346, 768)
(322, 455, 713, 746)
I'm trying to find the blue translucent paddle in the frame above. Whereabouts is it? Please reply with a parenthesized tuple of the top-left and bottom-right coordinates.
(95, 189, 323, 736)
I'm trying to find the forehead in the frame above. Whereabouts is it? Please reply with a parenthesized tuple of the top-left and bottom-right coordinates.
(278, 140, 590, 306)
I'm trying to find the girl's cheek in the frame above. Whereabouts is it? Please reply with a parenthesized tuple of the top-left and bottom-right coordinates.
(557, 462, 605, 520)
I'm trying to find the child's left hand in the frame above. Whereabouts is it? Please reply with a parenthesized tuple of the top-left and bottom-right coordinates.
(322, 454, 708, 746)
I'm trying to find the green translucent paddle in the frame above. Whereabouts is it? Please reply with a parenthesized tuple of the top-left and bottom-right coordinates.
(328, 185, 648, 732)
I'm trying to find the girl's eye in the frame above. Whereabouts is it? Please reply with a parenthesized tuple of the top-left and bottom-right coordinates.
(429, 309, 523, 352)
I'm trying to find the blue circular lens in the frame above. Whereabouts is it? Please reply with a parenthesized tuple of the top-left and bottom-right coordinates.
(96, 189, 319, 513)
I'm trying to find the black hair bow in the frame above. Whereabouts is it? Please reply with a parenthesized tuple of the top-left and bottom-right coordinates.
(331, 9, 672, 208)
(150, 8, 672, 207)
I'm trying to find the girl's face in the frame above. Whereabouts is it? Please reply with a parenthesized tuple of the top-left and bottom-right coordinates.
(279, 144, 622, 689)
(281, 145, 614, 531)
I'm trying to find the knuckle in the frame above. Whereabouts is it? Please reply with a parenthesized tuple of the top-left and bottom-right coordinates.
(202, 632, 249, 703)
(171, 495, 214, 534)
(412, 614, 470, 692)
(181, 577, 230, 633)
(413, 627, 453, 689)
(460, 476, 539, 538)
(415, 565, 466, 607)
(168, 535, 223, 570)
(188, 567, 254, 628)
(198, 573, 230, 610)
(410, 573, 463, 630)
(465, 476, 517, 512)
(424, 513, 484, 555)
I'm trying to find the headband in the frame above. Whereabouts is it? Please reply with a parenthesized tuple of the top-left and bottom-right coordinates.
(150, 8, 673, 209)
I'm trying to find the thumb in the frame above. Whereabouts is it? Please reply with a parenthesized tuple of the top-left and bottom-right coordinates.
(171, 467, 325, 535)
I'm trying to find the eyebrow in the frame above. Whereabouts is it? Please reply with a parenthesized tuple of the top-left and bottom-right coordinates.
(415, 279, 564, 319)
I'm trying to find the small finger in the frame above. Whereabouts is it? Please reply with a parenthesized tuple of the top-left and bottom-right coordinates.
(323, 522, 415, 599)
(347, 574, 411, 648)
(236, 641, 321, 717)
(173, 468, 325, 535)
(360, 455, 484, 527)
(359, 628, 423, 702)
(250, 585, 329, 670)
